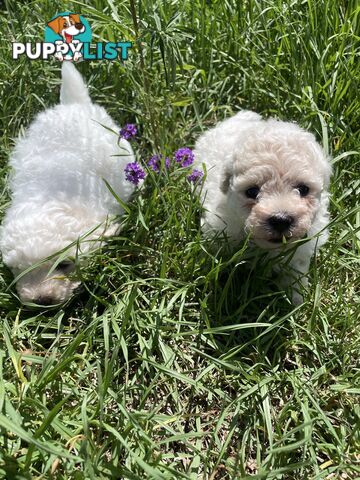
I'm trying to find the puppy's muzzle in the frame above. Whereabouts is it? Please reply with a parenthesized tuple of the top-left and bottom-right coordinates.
(35, 295, 57, 306)
(267, 213, 294, 235)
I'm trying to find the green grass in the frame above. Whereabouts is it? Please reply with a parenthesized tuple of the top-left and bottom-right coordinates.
(0, 0, 359, 478)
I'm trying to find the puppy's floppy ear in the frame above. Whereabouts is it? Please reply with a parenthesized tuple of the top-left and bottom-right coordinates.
(47, 16, 64, 35)
(220, 163, 233, 194)
(322, 154, 332, 188)
(70, 14, 82, 24)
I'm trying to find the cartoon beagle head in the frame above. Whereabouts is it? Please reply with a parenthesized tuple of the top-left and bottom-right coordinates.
(47, 14, 85, 41)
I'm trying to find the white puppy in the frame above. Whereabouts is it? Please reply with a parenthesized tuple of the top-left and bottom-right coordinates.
(0, 63, 135, 305)
(195, 111, 332, 302)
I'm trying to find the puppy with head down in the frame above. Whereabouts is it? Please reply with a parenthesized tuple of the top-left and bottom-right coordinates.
(0, 63, 135, 306)
(195, 111, 332, 303)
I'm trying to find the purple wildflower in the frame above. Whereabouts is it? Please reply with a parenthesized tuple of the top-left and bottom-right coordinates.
(174, 147, 194, 167)
(124, 162, 146, 185)
(147, 154, 170, 172)
(119, 124, 137, 140)
(187, 169, 204, 184)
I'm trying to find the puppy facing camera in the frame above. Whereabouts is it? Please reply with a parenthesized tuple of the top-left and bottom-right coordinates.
(0, 63, 135, 306)
(195, 110, 332, 303)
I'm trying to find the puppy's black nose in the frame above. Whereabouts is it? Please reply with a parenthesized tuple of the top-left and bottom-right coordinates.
(267, 213, 294, 234)
(75, 22, 83, 30)
(35, 295, 55, 306)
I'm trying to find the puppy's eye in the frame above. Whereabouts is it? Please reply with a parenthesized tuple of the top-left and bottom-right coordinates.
(56, 261, 74, 274)
(245, 186, 260, 199)
(296, 184, 310, 197)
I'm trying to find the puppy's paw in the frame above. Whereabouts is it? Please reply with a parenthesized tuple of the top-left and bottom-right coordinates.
(73, 52, 82, 62)
(54, 52, 64, 61)
(276, 272, 306, 305)
(291, 289, 304, 306)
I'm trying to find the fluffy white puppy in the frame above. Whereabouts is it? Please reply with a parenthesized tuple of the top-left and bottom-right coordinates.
(0, 63, 135, 305)
(195, 111, 332, 302)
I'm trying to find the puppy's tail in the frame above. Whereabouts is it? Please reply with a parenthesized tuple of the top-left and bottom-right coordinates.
(60, 62, 91, 105)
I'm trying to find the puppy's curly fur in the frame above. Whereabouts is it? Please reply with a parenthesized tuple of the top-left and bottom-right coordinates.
(0, 63, 135, 305)
(194, 111, 332, 303)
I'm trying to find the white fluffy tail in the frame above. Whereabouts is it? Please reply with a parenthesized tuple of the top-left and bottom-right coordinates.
(60, 62, 91, 105)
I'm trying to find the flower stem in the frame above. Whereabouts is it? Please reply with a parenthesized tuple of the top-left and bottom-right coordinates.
(129, 0, 160, 149)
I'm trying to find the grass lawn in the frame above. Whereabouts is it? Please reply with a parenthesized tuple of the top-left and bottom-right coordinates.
(0, 0, 359, 478)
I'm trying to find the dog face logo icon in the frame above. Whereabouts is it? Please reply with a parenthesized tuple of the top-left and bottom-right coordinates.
(45, 12, 92, 62)
(48, 14, 85, 43)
